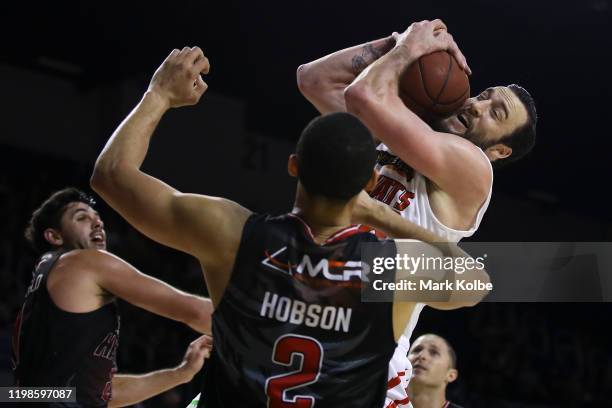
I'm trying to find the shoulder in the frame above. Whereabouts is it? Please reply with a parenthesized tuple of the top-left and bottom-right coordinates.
(56, 249, 124, 273)
(434, 135, 493, 206)
(446, 135, 493, 186)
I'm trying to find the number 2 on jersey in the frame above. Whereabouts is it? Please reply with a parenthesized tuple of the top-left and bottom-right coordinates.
(265, 334, 323, 408)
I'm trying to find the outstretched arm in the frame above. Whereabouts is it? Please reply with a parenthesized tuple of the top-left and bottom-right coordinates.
(91, 47, 251, 272)
(297, 34, 396, 114)
(110, 335, 212, 407)
(58, 250, 213, 334)
(352, 191, 443, 242)
(352, 193, 490, 309)
(344, 20, 490, 204)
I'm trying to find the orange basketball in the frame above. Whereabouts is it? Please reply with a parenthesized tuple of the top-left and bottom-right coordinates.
(399, 51, 470, 122)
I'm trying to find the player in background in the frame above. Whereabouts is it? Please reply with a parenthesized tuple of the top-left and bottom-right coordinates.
(408, 334, 464, 408)
(90, 46, 490, 407)
(297, 19, 537, 407)
(13, 188, 213, 407)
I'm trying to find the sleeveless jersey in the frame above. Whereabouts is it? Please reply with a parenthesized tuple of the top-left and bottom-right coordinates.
(198, 214, 397, 408)
(372, 144, 493, 408)
(12, 251, 120, 407)
(372, 144, 493, 243)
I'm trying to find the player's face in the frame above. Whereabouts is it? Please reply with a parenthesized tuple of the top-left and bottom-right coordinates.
(408, 335, 455, 387)
(435, 86, 529, 149)
(57, 202, 106, 250)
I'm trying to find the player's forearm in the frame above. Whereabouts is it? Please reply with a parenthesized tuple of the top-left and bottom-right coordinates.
(184, 296, 213, 334)
(156, 291, 213, 334)
(364, 200, 444, 242)
(428, 242, 491, 308)
(344, 43, 416, 114)
(344, 44, 446, 176)
(297, 35, 395, 113)
(109, 367, 189, 407)
(91, 91, 168, 191)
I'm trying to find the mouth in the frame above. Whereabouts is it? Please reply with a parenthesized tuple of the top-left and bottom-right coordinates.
(456, 112, 470, 130)
(90, 231, 106, 245)
(412, 364, 427, 371)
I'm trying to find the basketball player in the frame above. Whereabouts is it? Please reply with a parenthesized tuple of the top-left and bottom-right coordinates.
(13, 187, 214, 407)
(297, 19, 537, 407)
(408, 334, 463, 408)
(90, 46, 489, 407)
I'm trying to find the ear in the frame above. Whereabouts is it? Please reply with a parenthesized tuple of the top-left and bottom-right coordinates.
(44, 228, 63, 247)
(364, 169, 379, 193)
(485, 143, 512, 162)
(288, 154, 298, 177)
(446, 368, 458, 384)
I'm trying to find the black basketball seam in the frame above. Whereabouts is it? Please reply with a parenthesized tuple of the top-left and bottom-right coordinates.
(442, 85, 471, 105)
(399, 90, 429, 116)
(418, 57, 437, 103)
(432, 53, 452, 108)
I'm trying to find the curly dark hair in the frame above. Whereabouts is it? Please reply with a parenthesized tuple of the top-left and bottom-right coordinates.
(24, 187, 96, 254)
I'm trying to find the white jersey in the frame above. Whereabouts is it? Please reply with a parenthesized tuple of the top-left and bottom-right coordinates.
(375, 143, 493, 408)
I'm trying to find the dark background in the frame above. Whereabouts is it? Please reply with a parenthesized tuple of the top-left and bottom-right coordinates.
(1, 1, 611, 407)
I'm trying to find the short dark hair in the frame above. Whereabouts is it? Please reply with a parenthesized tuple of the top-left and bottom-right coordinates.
(493, 84, 537, 169)
(296, 112, 376, 200)
(440, 336, 457, 369)
(24, 188, 96, 254)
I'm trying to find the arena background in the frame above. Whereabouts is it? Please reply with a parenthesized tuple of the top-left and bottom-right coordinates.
(1, 1, 611, 406)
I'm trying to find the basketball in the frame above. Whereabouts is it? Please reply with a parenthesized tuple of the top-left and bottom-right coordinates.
(399, 51, 470, 122)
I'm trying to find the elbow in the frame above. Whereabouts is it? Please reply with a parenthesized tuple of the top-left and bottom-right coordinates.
(90, 163, 111, 195)
(343, 81, 373, 117)
(185, 297, 213, 334)
(467, 271, 492, 307)
(90, 160, 127, 197)
(296, 63, 321, 98)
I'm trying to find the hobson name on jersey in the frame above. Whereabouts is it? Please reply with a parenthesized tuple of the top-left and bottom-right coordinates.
(260, 291, 352, 333)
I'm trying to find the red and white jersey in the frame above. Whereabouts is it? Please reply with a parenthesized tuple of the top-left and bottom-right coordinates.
(374, 143, 493, 408)
(372, 144, 493, 243)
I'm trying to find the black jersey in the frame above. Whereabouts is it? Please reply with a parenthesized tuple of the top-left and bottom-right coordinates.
(13, 251, 120, 407)
(199, 214, 397, 408)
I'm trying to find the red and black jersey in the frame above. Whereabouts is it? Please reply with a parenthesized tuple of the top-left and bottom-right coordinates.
(12, 251, 119, 407)
(199, 213, 397, 408)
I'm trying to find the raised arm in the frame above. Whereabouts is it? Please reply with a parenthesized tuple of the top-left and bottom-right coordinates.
(297, 34, 396, 114)
(344, 21, 490, 204)
(90, 47, 251, 272)
(110, 335, 212, 407)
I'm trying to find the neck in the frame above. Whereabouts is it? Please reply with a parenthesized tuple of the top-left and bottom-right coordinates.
(291, 186, 354, 244)
(407, 383, 447, 408)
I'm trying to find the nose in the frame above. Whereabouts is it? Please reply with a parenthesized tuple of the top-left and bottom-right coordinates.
(467, 99, 487, 117)
(93, 215, 104, 230)
(414, 350, 427, 362)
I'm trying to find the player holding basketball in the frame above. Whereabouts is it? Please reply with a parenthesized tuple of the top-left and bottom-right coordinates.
(90, 46, 489, 407)
(408, 334, 463, 408)
(297, 19, 537, 407)
(13, 188, 213, 407)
